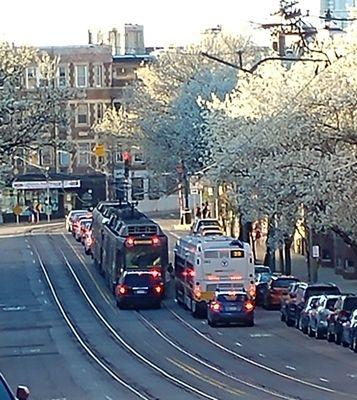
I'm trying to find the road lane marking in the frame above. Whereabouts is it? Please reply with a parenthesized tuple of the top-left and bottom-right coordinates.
(168, 308, 337, 394)
(319, 378, 329, 383)
(217, 331, 223, 336)
(61, 234, 112, 306)
(168, 232, 180, 239)
(167, 357, 244, 396)
(31, 243, 151, 400)
(51, 245, 219, 400)
(138, 313, 297, 400)
(235, 342, 243, 347)
(33, 260, 36, 263)
(285, 366, 296, 371)
(250, 333, 273, 338)
(1, 306, 26, 311)
(258, 353, 266, 358)
(30, 251, 34, 256)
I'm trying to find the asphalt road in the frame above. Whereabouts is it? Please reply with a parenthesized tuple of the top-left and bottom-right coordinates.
(0, 223, 356, 400)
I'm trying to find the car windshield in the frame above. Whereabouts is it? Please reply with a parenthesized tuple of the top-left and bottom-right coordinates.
(217, 294, 247, 303)
(344, 297, 357, 311)
(256, 273, 271, 283)
(326, 298, 337, 310)
(306, 287, 341, 297)
(80, 220, 92, 229)
(255, 266, 271, 274)
(125, 246, 162, 269)
(124, 273, 159, 286)
(272, 278, 299, 288)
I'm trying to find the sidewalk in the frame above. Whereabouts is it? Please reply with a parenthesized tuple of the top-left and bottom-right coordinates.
(0, 219, 64, 237)
(290, 253, 357, 294)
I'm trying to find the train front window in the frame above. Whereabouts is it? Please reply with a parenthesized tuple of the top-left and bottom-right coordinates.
(125, 246, 161, 269)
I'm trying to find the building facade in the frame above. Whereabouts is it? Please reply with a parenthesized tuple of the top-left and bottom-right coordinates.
(320, 0, 356, 29)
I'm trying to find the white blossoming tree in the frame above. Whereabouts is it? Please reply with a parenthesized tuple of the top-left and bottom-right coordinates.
(206, 27, 357, 271)
(0, 42, 76, 184)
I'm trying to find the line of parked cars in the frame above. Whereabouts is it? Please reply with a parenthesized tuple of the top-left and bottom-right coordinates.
(254, 265, 357, 353)
(65, 209, 94, 256)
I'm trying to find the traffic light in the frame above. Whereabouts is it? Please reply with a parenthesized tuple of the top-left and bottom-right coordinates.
(123, 151, 131, 178)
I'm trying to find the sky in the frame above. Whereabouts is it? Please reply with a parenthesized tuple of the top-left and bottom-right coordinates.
(0, 0, 321, 47)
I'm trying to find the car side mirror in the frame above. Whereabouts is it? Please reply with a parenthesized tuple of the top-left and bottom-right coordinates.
(16, 386, 30, 400)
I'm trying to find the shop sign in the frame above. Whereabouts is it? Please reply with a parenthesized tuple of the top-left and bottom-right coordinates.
(12, 180, 81, 190)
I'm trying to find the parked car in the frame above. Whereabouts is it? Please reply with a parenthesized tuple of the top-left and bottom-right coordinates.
(0, 373, 30, 400)
(347, 310, 357, 352)
(280, 281, 305, 326)
(65, 209, 88, 232)
(198, 226, 223, 236)
(80, 220, 92, 244)
(207, 290, 255, 327)
(84, 230, 93, 256)
(341, 308, 357, 348)
(287, 283, 341, 328)
(115, 270, 164, 309)
(307, 294, 340, 339)
(191, 219, 221, 234)
(75, 218, 92, 242)
(327, 294, 357, 344)
(263, 276, 300, 309)
(72, 213, 92, 238)
(298, 295, 322, 334)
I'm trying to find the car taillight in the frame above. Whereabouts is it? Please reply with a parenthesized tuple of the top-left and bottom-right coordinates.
(339, 310, 350, 320)
(244, 300, 255, 312)
(117, 285, 127, 295)
(152, 236, 160, 246)
(248, 284, 256, 297)
(150, 269, 161, 279)
(154, 285, 163, 295)
(210, 302, 222, 312)
(125, 237, 135, 247)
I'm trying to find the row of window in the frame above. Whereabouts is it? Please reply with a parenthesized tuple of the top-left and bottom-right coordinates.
(26, 64, 104, 89)
(15, 145, 145, 167)
(76, 103, 105, 126)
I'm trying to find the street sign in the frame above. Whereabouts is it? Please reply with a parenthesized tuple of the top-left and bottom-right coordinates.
(94, 144, 105, 157)
(13, 205, 23, 215)
(312, 245, 320, 258)
(190, 188, 198, 195)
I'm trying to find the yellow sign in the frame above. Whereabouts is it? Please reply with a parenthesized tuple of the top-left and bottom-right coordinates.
(13, 205, 23, 215)
(94, 144, 105, 157)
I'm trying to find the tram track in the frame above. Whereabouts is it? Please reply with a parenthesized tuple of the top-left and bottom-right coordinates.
(28, 230, 223, 400)
(43, 227, 356, 400)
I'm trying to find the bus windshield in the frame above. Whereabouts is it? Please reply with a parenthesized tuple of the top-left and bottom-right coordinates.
(125, 246, 162, 269)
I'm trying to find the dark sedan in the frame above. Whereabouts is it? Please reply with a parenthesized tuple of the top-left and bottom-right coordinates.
(115, 270, 164, 309)
(207, 291, 255, 327)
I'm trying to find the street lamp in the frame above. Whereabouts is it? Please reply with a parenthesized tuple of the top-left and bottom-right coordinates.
(14, 156, 51, 222)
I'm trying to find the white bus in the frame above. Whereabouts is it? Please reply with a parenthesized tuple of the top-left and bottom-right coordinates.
(174, 234, 256, 317)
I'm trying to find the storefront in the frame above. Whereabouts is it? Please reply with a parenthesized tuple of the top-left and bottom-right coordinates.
(0, 173, 106, 223)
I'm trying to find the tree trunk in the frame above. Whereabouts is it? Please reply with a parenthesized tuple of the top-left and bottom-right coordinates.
(263, 221, 276, 272)
(278, 248, 284, 273)
(284, 237, 293, 276)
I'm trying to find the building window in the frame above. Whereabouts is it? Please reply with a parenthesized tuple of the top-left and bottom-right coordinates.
(58, 66, 67, 87)
(94, 64, 103, 87)
(133, 152, 144, 164)
(75, 65, 87, 87)
(96, 103, 104, 121)
(40, 147, 53, 166)
(26, 67, 37, 89)
(76, 103, 88, 125)
(78, 143, 91, 165)
(115, 147, 123, 163)
(131, 177, 144, 200)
